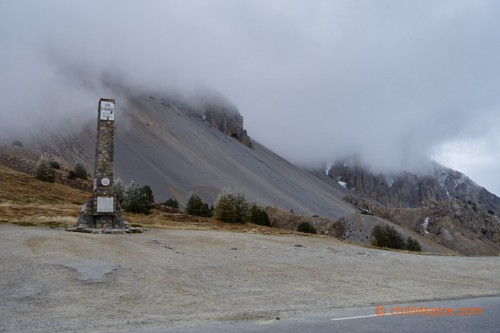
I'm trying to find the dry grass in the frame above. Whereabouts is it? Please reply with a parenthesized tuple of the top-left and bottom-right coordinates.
(0, 165, 308, 236)
(0, 165, 89, 225)
(0, 165, 459, 251)
(124, 208, 316, 236)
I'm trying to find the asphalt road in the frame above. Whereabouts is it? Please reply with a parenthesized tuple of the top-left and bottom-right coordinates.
(110, 296, 500, 333)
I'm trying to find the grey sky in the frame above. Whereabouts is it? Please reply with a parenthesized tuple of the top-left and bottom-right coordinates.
(1, 0, 500, 194)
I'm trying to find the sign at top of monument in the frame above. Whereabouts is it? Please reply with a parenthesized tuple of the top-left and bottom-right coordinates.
(99, 99, 115, 121)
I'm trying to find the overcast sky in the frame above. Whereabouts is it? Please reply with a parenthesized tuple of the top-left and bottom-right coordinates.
(1, 0, 500, 194)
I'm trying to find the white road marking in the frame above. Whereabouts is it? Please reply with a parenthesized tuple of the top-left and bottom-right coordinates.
(331, 314, 384, 321)
(331, 308, 436, 321)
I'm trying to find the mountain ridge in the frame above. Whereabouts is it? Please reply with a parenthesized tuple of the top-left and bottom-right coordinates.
(327, 157, 500, 255)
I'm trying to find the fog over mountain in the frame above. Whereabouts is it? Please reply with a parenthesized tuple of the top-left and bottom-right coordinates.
(1, 0, 500, 194)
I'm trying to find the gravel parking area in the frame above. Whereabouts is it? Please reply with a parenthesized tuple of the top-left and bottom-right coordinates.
(1, 224, 499, 332)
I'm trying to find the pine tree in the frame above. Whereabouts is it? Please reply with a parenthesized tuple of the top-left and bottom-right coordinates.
(214, 188, 250, 223)
(122, 183, 155, 214)
(35, 160, 55, 183)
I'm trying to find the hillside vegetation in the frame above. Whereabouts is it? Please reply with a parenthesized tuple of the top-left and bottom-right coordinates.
(0, 164, 330, 237)
(0, 165, 88, 226)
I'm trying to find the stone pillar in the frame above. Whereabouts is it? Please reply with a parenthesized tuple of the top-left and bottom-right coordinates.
(72, 98, 126, 230)
(94, 98, 115, 196)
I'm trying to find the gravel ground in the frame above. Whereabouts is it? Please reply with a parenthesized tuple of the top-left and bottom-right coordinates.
(1, 224, 499, 333)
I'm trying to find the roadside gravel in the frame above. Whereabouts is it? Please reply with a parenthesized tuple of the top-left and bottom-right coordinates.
(1, 224, 499, 332)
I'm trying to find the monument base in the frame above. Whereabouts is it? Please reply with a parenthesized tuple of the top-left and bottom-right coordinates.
(67, 196, 147, 233)
(77, 196, 126, 228)
(65, 227, 147, 234)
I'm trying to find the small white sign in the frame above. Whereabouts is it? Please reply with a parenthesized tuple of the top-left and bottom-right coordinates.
(101, 178, 110, 186)
(100, 100, 115, 121)
(96, 196, 114, 213)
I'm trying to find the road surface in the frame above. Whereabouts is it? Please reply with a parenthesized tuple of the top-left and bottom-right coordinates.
(111, 296, 500, 333)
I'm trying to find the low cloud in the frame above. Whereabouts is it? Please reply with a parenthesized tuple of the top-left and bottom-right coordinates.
(1, 0, 499, 194)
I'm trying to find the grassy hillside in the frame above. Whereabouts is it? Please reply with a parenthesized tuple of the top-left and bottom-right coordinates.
(0, 165, 89, 226)
(0, 164, 313, 235)
(0, 163, 456, 256)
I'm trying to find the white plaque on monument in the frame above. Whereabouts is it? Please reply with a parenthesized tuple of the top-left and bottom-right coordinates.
(100, 101, 115, 121)
(96, 196, 114, 213)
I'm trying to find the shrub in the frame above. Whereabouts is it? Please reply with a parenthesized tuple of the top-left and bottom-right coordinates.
(200, 203, 212, 217)
(12, 140, 23, 147)
(371, 224, 421, 252)
(232, 191, 250, 223)
(49, 161, 61, 169)
(113, 181, 126, 206)
(163, 198, 179, 209)
(74, 163, 88, 180)
(35, 160, 55, 183)
(185, 192, 212, 217)
(69, 163, 88, 180)
(297, 221, 316, 234)
(213, 188, 250, 223)
(406, 236, 422, 252)
(122, 183, 155, 214)
(371, 224, 405, 249)
(371, 224, 388, 247)
(250, 204, 270, 226)
(214, 192, 235, 222)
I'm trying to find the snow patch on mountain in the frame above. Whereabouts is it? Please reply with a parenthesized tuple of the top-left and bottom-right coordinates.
(422, 217, 430, 234)
(437, 170, 451, 198)
(325, 162, 334, 176)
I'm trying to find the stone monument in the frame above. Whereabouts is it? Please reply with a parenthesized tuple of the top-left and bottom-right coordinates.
(69, 98, 128, 232)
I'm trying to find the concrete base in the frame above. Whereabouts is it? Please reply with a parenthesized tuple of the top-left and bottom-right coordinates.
(72, 197, 127, 230)
(66, 227, 147, 234)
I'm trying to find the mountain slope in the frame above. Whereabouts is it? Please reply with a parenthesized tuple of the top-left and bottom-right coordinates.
(327, 158, 500, 255)
(116, 93, 357, 217)
(328, 158, 500, 213)
(29, 90, 354, 218)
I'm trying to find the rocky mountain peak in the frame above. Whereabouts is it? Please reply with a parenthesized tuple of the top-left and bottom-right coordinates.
(327, 159, 500, 214)
(327, 158, 500, 255)
(162, 88, 252, 148)
(203, 107, 252, 148)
